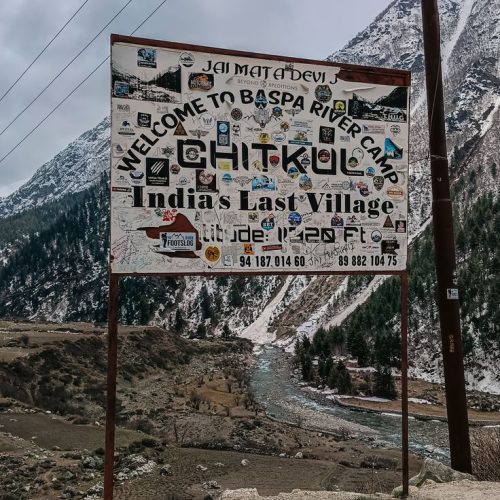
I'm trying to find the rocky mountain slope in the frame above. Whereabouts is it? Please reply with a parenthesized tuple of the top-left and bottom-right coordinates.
(0, 117, 110, 218)
(0, 0, 499, 389)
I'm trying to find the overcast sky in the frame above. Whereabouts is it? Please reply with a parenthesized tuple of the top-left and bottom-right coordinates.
(0, 0, 392, 197)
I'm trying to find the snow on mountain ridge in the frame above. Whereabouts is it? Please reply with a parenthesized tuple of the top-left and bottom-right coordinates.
(0, 116, 110, 218)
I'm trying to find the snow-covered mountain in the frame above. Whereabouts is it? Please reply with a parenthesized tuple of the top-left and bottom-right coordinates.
(0, 117, 110, 218)
(0, 0, 499, 391)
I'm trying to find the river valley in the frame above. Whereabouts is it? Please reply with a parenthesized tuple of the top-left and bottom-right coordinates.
(250, 346, 451, 461)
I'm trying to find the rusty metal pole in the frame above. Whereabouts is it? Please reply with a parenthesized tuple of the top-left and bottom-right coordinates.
(420, 0, 471, 472)
(104, 273, 119, 499)
(400, 272, 409, 496)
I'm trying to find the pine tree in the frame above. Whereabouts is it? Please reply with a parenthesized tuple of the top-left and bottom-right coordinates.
(200, 285, 213, 319)
(301, 353, 313, 382)
(229, 278, 244, 307)
(373, 365, 396, 399)
(195, 323, 207, 339)
(335, 361, 352, 394)
(174, 309, 185, 332)
(222, 323, 232, 340)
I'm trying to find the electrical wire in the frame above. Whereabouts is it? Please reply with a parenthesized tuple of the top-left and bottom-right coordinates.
(0, 0, 169, 167)
(0, 0, 134, 138)
(0, 0, 91, 105)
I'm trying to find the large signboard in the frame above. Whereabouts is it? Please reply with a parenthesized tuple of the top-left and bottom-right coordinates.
(110, 36, 410, 275)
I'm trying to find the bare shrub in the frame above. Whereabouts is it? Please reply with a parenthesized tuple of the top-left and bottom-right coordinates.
(336, 426, 352, 441)
(471, 427, 500, 480)
(172, 419, 191, 444)
(189, 391, 203, 410)
(128, 417, 155, 435)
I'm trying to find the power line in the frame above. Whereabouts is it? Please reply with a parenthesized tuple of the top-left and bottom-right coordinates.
(0, 0, 91, 105)
(0, 0, 169, 167)
(0, 0, 134, 138)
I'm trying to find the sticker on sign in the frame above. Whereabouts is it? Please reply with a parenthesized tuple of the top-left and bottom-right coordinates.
(159, 232, 196, 252)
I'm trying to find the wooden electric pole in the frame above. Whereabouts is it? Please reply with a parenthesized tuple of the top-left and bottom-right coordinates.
(420, 0, 472, 473)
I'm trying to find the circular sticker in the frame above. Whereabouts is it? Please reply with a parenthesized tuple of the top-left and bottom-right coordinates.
(231, 108, 243, 121)
(352, 147, 364, 160)
(261, 214, 275, 231)
(371, 231, 382, 243)
(348, 157, 359, 168)
(205, 246, 220, 262)
(318, 149, 331, 163)
(299, 174, 312, 191)
(269, 155, 280, 167)
(218, 122, 228, 133)
(198, 171, 214, 185)
(280, 121, 290, 132)
(358, 182, 369, 197)
(272, 131, 286, 143)
(315, 85, 332, 103)
(179, 52, 194, 67)
(186, 147, 199, 161)
(365, 166, 376, 177)
(301, 155, 311, 167)
(200, 112, 215, 129)
(129, 171, 144, 185)
(386, 186, 405, 200)
(272, 106, 283, 118)
(170, 164, 180, 174)
(258, 132, 270, 144)
(288, 211, 302, 226)
(222, 173, 232, 184)
(288, 166, 300, 179)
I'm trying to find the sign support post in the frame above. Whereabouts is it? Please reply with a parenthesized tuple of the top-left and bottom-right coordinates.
(104, 273, 119, 500)
(420, 0, 471, 473)
(401, 271, 409, 496)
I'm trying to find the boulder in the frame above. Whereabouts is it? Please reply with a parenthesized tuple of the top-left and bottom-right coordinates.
(203, 480, 221, 489)
(392, 484, 418, 497)
(409, 458, 475, 487)
(241, 459, 250, 466)
(294, 452, 303, 459)
(160, 464, 172, 476)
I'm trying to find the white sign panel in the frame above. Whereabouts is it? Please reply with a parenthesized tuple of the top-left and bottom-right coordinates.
(110, 36, 410, 275)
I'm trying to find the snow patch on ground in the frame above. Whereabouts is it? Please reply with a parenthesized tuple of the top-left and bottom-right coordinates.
(334, 395, 391, 403)
(480, 95, 500, 138)
(441, 0, 476, 75)
(408, 397, 434, 405)
(240, 277, 293, 345)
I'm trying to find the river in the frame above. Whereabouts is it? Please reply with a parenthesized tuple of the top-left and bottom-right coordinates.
(250, 346, 450, 460)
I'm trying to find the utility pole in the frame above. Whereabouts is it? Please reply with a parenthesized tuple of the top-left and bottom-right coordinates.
(420, 0, 471, 473)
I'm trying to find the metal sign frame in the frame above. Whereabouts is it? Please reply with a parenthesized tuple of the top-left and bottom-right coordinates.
(105, 34, 411, 499)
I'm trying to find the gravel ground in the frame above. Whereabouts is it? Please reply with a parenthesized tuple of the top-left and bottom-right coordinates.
(221, 480, 500, 499)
